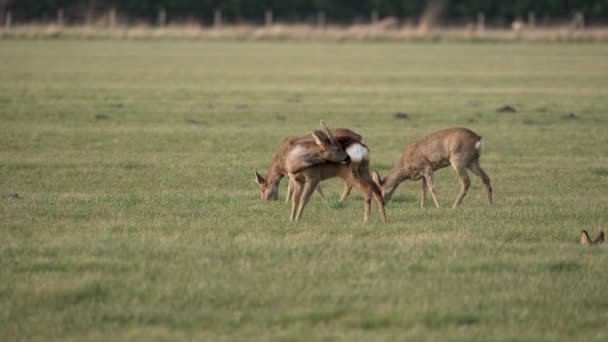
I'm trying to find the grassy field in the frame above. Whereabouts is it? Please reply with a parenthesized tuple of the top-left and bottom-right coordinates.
(1, 39, 608, 341)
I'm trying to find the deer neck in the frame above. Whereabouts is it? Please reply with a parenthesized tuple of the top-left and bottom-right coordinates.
(266, 164, 285, 190)
(381, 163, 410, 203)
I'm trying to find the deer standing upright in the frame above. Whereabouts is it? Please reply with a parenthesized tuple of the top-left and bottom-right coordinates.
(372, 128, 493, 209)
(286, 139, 387, 223)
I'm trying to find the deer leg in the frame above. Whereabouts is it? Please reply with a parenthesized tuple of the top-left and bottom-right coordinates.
(468, 160, 493, 206)
(290, 179, 303, 221)
(295, 179, 320, 221)
(451, 162, 471, 209)
(285, 178, 294, 202)
(315, 183, 327, 201)
(423, 170, 440, 208)
(339, 183, 353, 202)
(371, 186, 387, 223)
(345, 170, 387, 223)
(420, 178, 428, 208)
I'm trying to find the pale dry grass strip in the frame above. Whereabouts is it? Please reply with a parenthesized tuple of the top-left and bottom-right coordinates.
(2, 24, 608, 41)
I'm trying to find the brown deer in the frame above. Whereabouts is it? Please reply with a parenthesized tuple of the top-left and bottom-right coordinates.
(287, 140, 387, 223)
(255, 121, 351, 201)
(372, 128, 493, 209)
(256, 125, 362, 202)
(581, 230, 604, 245)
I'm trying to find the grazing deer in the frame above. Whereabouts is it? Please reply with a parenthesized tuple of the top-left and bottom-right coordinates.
(256, 125, 362, 202)
(372, 128, 493, 209)
(287, 140, 387, 223)
(581, 230, 604, 245)
(255, 121, 351, 201)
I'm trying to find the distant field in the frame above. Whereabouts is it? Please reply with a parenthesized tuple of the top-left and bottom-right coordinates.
(1, 40, 608, 341)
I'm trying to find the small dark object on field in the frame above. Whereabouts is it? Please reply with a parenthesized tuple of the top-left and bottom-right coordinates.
(562, 113, 578, 120)
(496, 105, 517, 113)
(467, 118, 478, 123)
(185, 118, 206, 125)
(108, 102, 124, 108)
(581, 230, 604, 245)
(274, 115, 286, 121)
(95, 114, 109, 120)
(394, 112, 410, 120)
(4, 193, 19, 199)
(287, 96, 302, 103)
(522, 118, 537, 125)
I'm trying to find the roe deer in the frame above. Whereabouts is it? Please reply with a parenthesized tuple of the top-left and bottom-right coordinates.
(581, 230, 604, 245)
(256, 125, 361, 202)
(372, 128, 493, 209)
(255, 121, 350, 201)
(287, 140, 387, 223)
(284, 130, 365, 203)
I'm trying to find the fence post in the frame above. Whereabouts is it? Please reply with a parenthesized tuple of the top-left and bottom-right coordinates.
(57, 9, 64, 26)
(573, 12, 584, 29)
(528, 12, 535, 29)
(158, 8, 166, 27)
(214, 9, 221, 28)
(265, 10, 273, 27)
(109, 8, 116, 28)
(476, 12, 485, 32)
(317, 11, 325, 29)
(4, 11, 11, 28)
(371, 10, 378, 25)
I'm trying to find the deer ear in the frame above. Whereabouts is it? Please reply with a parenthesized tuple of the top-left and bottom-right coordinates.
(581, 230, 592, 245)
(594, 231, 605, 244)
(254, 171, 265, 186)
(372, 171, 382, 185)
(311, 130, 326, 147)
(320, 120, 336, 143)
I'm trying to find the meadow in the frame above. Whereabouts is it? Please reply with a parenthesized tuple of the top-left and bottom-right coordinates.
(1, 39, 608, 341)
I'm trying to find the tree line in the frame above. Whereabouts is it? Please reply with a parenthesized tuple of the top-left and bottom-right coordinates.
(2, 0, 607, 25)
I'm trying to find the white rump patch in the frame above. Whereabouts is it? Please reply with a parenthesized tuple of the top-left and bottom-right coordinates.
(288, 145, 306, 163)
(346, 143, 369, 163)
(475, 139, 483, 151)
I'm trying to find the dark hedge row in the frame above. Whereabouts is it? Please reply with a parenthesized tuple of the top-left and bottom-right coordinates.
(3, 0, 608, 24)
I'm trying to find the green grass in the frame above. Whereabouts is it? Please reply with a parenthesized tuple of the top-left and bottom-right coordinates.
(1, 40, 608, 341)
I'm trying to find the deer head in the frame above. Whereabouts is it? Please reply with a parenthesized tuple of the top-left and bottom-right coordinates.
(255, 171, 278, 201)
(310, 120, 351, 165)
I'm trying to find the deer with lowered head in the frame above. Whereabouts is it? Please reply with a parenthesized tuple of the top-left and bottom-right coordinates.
(255, 121, 387, 222)
(255, 121, 353, 202)
(372, 128, 493, 209)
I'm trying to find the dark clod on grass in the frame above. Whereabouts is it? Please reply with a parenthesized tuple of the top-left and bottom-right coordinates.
(496, 105, 517, 113)
(185, 118, 206, 125)
(274, 115, 286, 121)
(95, 114, 109, 120)
(4, 193, 19, 199)
(394, 112, 410, 120)
(522, 118, 537, 125)
(562, 113, 578, 120)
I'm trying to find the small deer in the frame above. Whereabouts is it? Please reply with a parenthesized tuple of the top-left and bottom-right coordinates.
(255, 121, 351, 201)
(581, 230, 604, 245)
(287, 140, 387, 223)
(372, 128, 493, 209)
